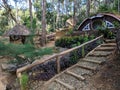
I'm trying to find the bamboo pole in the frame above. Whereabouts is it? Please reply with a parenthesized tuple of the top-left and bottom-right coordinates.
(56, 56, 61, 73)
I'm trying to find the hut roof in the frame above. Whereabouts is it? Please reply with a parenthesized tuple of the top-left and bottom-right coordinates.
(4, 24, 30, 36)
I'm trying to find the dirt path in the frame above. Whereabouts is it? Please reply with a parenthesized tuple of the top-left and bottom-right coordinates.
(0, 57, 18, 90)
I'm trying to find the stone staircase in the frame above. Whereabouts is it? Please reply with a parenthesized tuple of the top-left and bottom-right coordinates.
(28, 40, 116, 90)
(29, 40, 116, 90)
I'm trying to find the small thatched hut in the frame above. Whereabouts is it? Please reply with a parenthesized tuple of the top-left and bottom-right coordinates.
(4, 24, 30, 44)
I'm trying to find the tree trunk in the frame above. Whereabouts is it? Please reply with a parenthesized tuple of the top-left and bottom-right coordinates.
(15, 2, 18, 21)
(41, 0, 47, 46)
(2, 0, 18, 24)
(118, 0, 120, 13)
(29, 0, 33, 31)
(56, 0, 60, 29)
(73, 0, 77, 26)
(86, 0, 90, 17)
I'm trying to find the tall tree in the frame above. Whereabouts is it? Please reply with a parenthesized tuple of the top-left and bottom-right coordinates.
(86, 0, 90, 17)
(56, 0, 60, 29)
(2, 0, 18, 24)
(118, 0, 120, 13)
(41, 0, 47, 46)
(73, 0, 77, 26)
(29, 0, 33, 30)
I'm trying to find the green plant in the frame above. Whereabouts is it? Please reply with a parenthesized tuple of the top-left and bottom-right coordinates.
(0, 41, 53, 65)
(70, 50, 79, 63)
(66, 28, 73, 36)
(55, 35, 95, 48)
(20, 73, 29, 90)
(98, 28, 115, 39)
(89, 35, 95, 40)
(113, 21, 120, 28)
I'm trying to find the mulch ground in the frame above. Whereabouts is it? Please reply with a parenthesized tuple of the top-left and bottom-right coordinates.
(92, 54, 120, 90)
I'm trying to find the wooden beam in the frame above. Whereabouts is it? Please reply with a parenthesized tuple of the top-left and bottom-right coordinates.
(56, 56, 61, 73)
(101, 43, 116, 47)
(76, 64, 96, 71)
(66, 70, 85, 80)
(55, 79, 75, 90)
(83, 58, 104, 64)
(17, 54, 57, 74)
(95, 47, 115, 51)
(88, 53, 110, 57)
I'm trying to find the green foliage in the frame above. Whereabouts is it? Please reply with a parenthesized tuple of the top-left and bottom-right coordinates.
(22, 16, 37, 32)
(113, 21, 120, 28)
(98, 28, 115, 39)
(89, 35, 95, 40)
(20, 73, 29, 90)
(70, 50, 79, 63)
(0, 15, 9, 33)
(55, 35, 95, 48)
(0, 41, 53, 64)
(66, 28, 73, 35)
(98, 4, 110, 12)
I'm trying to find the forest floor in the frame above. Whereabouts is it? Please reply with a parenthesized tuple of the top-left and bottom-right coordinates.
(0, 57, 17, 90)
(91, 54, 120, 90)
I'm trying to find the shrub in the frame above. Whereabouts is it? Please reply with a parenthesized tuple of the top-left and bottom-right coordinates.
(55, 35, 95, 48)
(0, 41, 53, 65)
(20, 73, 29, 90)
(98, 28, 115, 39)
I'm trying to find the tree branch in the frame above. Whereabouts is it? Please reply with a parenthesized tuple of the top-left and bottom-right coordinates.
(2, 0, 18, 24)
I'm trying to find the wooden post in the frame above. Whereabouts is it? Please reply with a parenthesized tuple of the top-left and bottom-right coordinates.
(17, 73, 22, 90)
(82, 46, 85, 57)
(56, 56, 61, 73)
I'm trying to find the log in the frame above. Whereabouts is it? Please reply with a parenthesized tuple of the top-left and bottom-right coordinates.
(66, 70, 85, 80)
(55, 79, 75, 90)
(17, 54, 57, 74)
(56, 56, 61, 73)
(76, 64, 96, 71)
(83, 58, 104, 64)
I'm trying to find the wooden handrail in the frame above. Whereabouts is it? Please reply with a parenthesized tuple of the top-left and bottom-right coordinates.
(16, 54, 57, 76)
(16, 35, 103, 77)
(58, 35, 103, 56)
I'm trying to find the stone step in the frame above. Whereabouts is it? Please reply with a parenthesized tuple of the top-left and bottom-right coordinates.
(65, 70, 85, 80)
(88, 51, 112, 57)
(55, 79, 75, 90)
(77, 61, 98, 71)
(47, 81, 69, 90)
(76, 64, 97, 71)
(105, 39, 116, 43)
(82, 58, 105, 64)
(85, 56, 107, 62)
(95, 47, 115, 51)
(69, 66, 92, 76)
(101, 43, 116, 47)
(57, 73, 86, 90)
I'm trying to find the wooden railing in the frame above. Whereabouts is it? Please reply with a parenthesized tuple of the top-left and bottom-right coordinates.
(16, 35, 103, 79)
